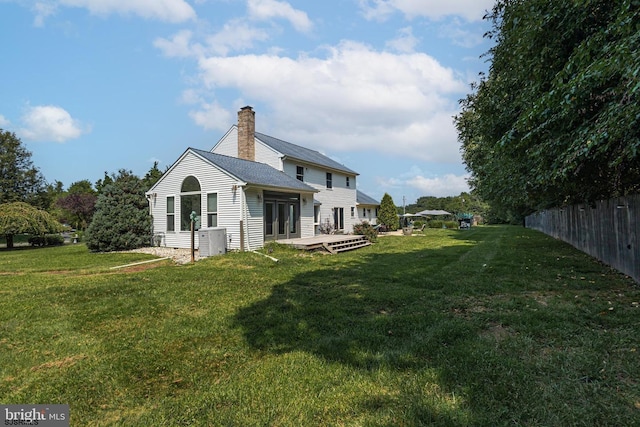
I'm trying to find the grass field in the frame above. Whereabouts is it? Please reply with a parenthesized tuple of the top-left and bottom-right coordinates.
(1, 226, 638, 426)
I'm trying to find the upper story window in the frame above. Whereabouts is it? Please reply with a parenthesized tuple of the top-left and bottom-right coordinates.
(326, 172, 333, 189)
(346, 176, 350, 187)
(181, 176, 201, 192)
(296, 166, 304, 181)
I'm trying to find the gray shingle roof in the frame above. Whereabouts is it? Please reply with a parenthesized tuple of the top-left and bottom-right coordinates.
(255, 131, 358, 175)
(357, 190, 379, 206)
(190, 148, 317, 193)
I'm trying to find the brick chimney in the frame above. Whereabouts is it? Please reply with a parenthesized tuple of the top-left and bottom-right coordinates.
(237, 106, 255, 161)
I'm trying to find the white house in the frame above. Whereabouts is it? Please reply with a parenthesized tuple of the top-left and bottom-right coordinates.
(147, 106, 379, 250)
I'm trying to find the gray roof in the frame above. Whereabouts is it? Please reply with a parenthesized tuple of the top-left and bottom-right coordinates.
(190, 148, 317, 193)
(356, 190, 379, 206)
(255, 131, 358, 175)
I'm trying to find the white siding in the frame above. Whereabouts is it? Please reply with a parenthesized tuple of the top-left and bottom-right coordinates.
(299, 192, 316, 237)
(356, 204, 378, 225)
(149, 151, 243, 250)
(243, 188, 264, 251)
(211, 126, 283, 170)
(211, 127, 238, 157)
(283, 159, 358, 234)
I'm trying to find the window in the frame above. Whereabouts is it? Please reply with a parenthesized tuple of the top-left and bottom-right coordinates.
(207, 193, 217, 227)
(180, 176, 201, 231)
(346, 176, 350, 187)
(166, 196, 175, 232)
(362, 208, 366, 217)
(181, 176, 200, 192)
(351, 207, 355, 217)
(296, 166, 304, 181)
(333, 207, 344, 230)
(326, 172, 333, 189)
(314, 205, 320, 225)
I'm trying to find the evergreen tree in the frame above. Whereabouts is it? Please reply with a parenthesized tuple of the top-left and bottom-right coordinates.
(86, 170, 152, 252)
(142, 161, 164, 190)
(378, 193, 399, 231)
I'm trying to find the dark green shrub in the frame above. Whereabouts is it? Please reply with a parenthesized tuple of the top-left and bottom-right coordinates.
(86, 171, 152, 252)
(28, 234, 65, 246)
(353, 221, 378, 242)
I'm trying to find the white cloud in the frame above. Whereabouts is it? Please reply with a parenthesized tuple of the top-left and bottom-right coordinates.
(386, 26, 419, 53)
(406, 173, 470, 197)
(205, 20, 271, 56)
(154, 30, 200, 58)
(359, 0, 494, 22)
(194, 40, 466, 162)
(188, 101, 232, 131)
(32, 1, 58, 26)
(0, 114, 11, 128)
(58, 0, 196, 23)
(247, 0, 313, 32)
(20, 105, 88, 142)
(155, 22, 271, 58)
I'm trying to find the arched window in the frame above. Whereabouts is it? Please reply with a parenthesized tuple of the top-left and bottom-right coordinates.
(181, 176, 201, 192)
(180, 176, 201, 231)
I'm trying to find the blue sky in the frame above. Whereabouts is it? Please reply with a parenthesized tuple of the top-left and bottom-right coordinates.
(0, 0, 494, 206)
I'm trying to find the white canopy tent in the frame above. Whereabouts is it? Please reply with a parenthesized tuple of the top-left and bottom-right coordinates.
(416, 209, 452, 216)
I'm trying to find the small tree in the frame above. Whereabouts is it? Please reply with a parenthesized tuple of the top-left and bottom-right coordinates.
(86, 170, 152, 252)
(378, 193, 399, 231)
(55, 180, 97, 230)
(0, 202, 63, 249)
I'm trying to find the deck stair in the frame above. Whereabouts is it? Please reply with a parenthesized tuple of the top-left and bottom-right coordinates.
(322, 235, 371, 254)
(280, 234, 372, 254)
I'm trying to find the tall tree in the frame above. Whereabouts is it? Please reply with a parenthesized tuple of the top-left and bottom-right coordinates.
(456, 0, 640, 221)
(86, 170, 152, 252)
(0, 130, 48, 208)
(378, 193, 399, 231)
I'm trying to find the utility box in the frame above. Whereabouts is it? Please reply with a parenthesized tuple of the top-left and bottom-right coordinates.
(198, 227, 227, 257)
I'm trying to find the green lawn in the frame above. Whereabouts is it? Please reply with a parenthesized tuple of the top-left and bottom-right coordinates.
(1, 226, 638, 426)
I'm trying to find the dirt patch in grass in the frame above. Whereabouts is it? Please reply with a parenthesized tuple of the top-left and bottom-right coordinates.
(479, 323, 513, 341)
(30, 354, 87, 372)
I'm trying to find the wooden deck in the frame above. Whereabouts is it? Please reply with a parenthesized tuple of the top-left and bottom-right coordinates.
(277, 234, 371, 254)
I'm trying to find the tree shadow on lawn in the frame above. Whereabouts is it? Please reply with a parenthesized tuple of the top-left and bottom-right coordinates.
(233, 239, 540, 425)
(233, 228, 640, 425)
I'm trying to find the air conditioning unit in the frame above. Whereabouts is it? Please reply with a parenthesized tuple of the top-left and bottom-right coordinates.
(198, 227, 227, 258)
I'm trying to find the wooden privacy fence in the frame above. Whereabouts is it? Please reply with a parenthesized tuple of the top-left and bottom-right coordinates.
(525, 194, 639, 284)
